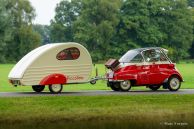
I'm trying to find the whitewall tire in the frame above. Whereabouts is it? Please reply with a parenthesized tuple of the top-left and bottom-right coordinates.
(120, 80, 131, 91)
(167, 76, 181, 91)
(49, 84, 63, 93)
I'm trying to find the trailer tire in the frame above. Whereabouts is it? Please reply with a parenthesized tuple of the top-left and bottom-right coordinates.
(148, 85, 160, 91)
(32, 85, 45, 92)
(107, 82, 120, 91)
(49, 84, 63, 93)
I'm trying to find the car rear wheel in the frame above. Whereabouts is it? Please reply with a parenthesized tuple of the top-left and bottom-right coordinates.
(148, 85, 160, 91)
(167, 76, 181, 91)
(32, 85, 45, 92)
(49, 84, 63, 93)
(120, 80, 131, 92)
(107, 82, 120, 91)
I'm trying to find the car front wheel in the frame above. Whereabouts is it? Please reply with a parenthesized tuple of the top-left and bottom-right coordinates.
(120, 80, 132, 92)
(49, 84, 63, 93)
(32, 85, 45, 92)
(167, 76, 181, 91)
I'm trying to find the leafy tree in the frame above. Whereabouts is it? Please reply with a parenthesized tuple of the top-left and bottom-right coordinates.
(33, 24, 51, 44)
(73, 0, 122, 61)
(119, 0, 193, 61)
(188, 0, 194, 7)
(0, 0, 12, 63)
(51, 0, 193, 62)
(50, 0, 82, 42)
(4, 0, 41, 62)
(189, 8, 194, 58)
(17, 25, 40, 57)
(50, 0, 122, 61)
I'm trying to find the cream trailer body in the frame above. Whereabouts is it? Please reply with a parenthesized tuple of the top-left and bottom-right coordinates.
(8, 42, 92, 93)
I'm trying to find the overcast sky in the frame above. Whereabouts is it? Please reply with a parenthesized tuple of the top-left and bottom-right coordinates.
(29, 0, 62, 25)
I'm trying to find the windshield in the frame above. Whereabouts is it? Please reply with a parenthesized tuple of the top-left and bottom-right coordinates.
(119, 50, 140, 63)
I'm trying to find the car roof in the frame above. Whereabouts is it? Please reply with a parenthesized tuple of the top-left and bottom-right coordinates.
(133, 47, 166, 52)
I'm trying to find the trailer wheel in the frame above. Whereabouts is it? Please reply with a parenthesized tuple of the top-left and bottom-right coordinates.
(107, 82, 120, 91)
(120, 80, 131, 91)
(167, 76, 181, 91)
(49, 84, 63, 93)
(90, 79, 96, 85)
(148, 85, 160, 91)
(32, 85, 45, 92)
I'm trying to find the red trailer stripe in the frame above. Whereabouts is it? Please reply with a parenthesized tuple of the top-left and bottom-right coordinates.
(39, 74, 67, 85)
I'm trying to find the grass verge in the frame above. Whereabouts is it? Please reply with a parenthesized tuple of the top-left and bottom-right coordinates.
(0, 63, 194, 92)
(0, 94, 194, 129)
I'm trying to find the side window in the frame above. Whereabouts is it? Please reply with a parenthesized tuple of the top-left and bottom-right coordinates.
(130, 54, 144, 63)
(143, 49, 160, 62)
(160, 51, 168, 61)
(56, 47, 80, 60)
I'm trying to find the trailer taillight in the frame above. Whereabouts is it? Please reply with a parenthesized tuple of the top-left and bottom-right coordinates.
(9, 80, 21, 86)
(9, 80, 12, 84)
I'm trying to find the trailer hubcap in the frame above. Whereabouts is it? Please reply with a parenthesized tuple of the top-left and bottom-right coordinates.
(51, 84, 62, 92)
(170, 78, 180, 89)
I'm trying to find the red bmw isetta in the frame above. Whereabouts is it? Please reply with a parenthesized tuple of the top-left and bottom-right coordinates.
(105, 47, 183, 92)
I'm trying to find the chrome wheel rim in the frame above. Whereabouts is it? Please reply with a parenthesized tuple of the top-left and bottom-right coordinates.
(120, 81, 131, 90)
(51, 84, 61, 92)
(170, 78, 180, 89)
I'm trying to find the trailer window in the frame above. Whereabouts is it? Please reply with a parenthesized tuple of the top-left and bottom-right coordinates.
(57, 47, 80, 60)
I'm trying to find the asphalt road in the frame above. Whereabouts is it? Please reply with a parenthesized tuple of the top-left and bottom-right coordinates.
(0, 89, 194, 97)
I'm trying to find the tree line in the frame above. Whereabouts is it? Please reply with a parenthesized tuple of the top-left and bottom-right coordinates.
(0, 0, 194, 63)
(50, 0, 194, 62)
(0, 0, 41, 63)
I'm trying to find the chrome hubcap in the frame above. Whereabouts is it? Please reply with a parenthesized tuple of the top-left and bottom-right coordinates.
(170, 78, 180, 89)
(51, 84, 61, 92)
(120, 81, 131, 90)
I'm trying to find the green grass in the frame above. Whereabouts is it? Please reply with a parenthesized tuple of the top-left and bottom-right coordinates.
(1, 64, 194, 128)
(177, 63, 194, 89)
(0, 63, 194, 92)
(0, 95, 194, 129)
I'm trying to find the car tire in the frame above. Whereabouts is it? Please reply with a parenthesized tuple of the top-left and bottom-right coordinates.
(49, 84, 63, 93)
(107, 82, 120, 91)
(32, 85, 45, 92)
(167, 76, 181, 91)
(120, 80, 131, 92)
(148, 85, 160, 91)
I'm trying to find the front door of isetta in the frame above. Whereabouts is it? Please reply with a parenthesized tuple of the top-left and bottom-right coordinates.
(142, 49, 170, 85)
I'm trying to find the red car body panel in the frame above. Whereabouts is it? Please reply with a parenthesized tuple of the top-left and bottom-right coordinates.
(39, 74, 67, 85)
(110, 63, 183, 86)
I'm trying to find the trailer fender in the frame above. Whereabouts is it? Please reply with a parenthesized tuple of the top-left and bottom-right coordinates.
(39, 74, 67, 85)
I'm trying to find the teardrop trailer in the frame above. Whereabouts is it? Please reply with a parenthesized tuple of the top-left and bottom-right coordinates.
(8, 43, 183, 93)
(8, 42, 93, 93)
